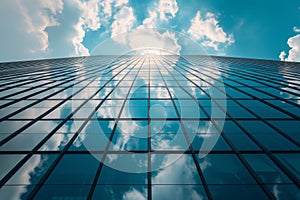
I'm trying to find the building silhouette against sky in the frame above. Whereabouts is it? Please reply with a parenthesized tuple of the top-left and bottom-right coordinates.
(0, 55, 299, 199)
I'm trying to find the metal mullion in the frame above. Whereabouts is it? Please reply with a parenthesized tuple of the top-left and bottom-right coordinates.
(0, 57, 135, 146)
(0, 72, 86, 107)
(0, 67, 54, 79)
(0, 60, 77, 80)
(0, 78, 95, 145)
(224, 67, 300, 90)
(152, 56, 213, 200)
(182, 56, 298, 101)
(0, 60, 112, 99)
(192, 75, 300, 147)
(163, 56, 300, 188)
(0, 56, 93, 79)
(22, 56, 141, 199)
(0, 65, 80, 92)
(0, 58, 81, 73)
(0, 57, 118, 109)
(170, 58, 300, 147)
(160, 59, 210, 119)
(232, 62, 300, 80)
(170, 57, 300, 146)
(159, 56, 277, 199)
(147, 56, 152, 200)
(217, 103, 300, 188)
(0, 56, 115, 94)
(203, 63, 300, 103)
(185, 55, 300, 90)
(87, 56, 146, 199)
(0, 67, 68, 89)
(0, 58, 133, 189)
(223, 62, 292, 81)
(0, 63, 114, 121)
(3, 149, 299, 155)
(0, 61, 78, 83)
(195, 55, 300, 79)
(182, 58, 300, 111)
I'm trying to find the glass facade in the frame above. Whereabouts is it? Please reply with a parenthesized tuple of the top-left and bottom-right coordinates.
(0, 55, 299, 199)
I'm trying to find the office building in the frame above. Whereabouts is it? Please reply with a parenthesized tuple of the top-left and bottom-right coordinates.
(0, 55, 299, 199)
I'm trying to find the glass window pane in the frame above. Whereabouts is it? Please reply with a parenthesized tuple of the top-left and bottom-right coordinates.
(192, 134, 231, 151)
(110, 132, 148, 151)
(209, 185, 267, 200)
(243, 154, 292, 184)
(35, 185, 90, 199)
(0, 133, 48, 151)
(98, 154, 147, 184)
(93, 185, 147, 200)
(275, 154, 300, 180)
(0, 154, 25, 180)
(266, 184, 300, 199)
(121, 106, 148, 118)
(39, 133, 74, 151)
(220, 120, 260, 150)
(0, 185, 35, 200)
(151, 132, 188, 151)
(6, 154, 57, 185)
(152, 154, 201, 184)
(45, 154, 101, 184)
(151, 120, 181, 134)
(152, 185, 207, 200)
(238, 100, 291, 119)
(268, 120, 300, 143)
(198, 154, 255, 184)
(239, 121, 298, 150)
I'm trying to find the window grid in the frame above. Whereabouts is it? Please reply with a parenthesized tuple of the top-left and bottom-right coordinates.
(27, 57, 144, 199)
(165, 56, 300, 189)
(158, 58, 284, 198)
(0, 57, 139, 188)
(0, 55, 299, 200)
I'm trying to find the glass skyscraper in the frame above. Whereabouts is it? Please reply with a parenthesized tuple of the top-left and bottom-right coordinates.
(0, 55, 299, 199)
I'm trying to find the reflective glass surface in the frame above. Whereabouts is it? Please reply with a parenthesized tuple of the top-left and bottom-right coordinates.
(0, 55, 299, 199)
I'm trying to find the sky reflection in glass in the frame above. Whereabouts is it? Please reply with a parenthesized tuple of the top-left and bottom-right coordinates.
(0, 55, 299, 199)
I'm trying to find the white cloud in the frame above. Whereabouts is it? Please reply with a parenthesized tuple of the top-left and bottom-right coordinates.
(279, 51, 286, 61)
(157, 0, 178, 20)
(69, 0, 102, 56)
(152, 154, 199, 184)
(151, 154, 205, 199)
(280, 34, 300, 62)
(72, 17, 90, 56)
(111, 6, 136, 44)
(0, 0, 63, 61)
(0, 99, 74, 198)
(126, 28, 181, 54)
(188, 11, 234, 50)
(279, 67, 300, 105)
(119, 0, 180, 55)
(0, 0, 232, 62)
(41, 0, 64, 15)
(78, 0, 101, 31)
(293, 26, 300, 33)
(103, 1, 181, 55)
(123, 188, 146, 200)
(100, 0, 129, 19)
(0, 0, 104, 61)
(142, 10, 158, 28)
(20, 0, 64, 52)
(100, 0, 114, 18)
(2, 155, 42, 199)
(141, 0, 178, 28)
(115, 0, 129, 7)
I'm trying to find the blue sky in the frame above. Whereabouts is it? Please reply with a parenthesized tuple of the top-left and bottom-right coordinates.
(0, 0, 299, 62)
